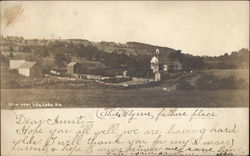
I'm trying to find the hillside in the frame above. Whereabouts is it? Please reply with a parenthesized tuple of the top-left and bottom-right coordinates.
(160, 69, 249, 89)
(1, 36, 249, 75)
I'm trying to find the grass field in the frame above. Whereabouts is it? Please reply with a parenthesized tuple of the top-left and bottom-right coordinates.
(1, 88, 248, 108)
(1, 69, 249, 108)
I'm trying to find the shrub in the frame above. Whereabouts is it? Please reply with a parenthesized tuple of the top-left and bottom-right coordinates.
(195, 74, 248, 90)
(4, 80, 20, 88)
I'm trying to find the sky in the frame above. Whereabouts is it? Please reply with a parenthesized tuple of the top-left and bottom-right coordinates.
(1, 1, 249, 56)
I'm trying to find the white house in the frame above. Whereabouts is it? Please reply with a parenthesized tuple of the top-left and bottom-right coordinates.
(150, 56, 159, 73)
(160, 58, 182, 71)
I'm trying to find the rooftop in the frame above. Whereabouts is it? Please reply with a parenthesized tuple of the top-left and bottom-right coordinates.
(18, 62, 37, 68)
(159, 57, 181, 65)
(67, 62, 78, 66)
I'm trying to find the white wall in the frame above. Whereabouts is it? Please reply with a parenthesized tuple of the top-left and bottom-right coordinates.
(18, 68, 30, 77)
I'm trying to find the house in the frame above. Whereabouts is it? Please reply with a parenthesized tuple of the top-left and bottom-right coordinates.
(18, 62, 42, 77)
(67, 62, 81, 74)
(150, 49, 182, 72)
(150, 56, 159, 73)
(159, 57, 182, 71)
(150, 49, 183, 81)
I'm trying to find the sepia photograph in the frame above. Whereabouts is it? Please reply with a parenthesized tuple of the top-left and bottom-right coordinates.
(1, 1, 249, 108)
(1, 1, 249, 156)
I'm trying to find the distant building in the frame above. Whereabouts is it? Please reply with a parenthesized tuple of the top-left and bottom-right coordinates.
(6, 36, 24, 42)
(67, 62, 81, 74)
(10, 60, 25, 69)
(159, 58, 182, 71)
(9, 53, 42, 77)
(18, 62, 42, 77)
(150, 50, 182, 73)
(150, 49, 183, 81)
(150, 56, 159, 73)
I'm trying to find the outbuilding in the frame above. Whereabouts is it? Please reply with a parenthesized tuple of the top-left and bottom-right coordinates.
(67, 62, 81, 74)
(18, 62, 42, 77)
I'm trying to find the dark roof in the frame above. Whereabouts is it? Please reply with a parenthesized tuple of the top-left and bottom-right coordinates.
(18, 62, 36, 69)
(159, 57, 181, 65)
(12, 53, 42, 62)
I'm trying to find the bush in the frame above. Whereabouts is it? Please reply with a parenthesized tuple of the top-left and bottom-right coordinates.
(195, 74, 248, 90)
(3, 80, 20, 88)
(176, 80, 194, 90)
(195, 74, 218, 90)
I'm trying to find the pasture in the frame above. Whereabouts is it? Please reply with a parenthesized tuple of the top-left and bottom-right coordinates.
(1, 69, 249, 108)
(1, 88, 248, 108)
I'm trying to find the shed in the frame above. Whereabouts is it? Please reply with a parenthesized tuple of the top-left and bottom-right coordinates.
(67, 62, 81, 74)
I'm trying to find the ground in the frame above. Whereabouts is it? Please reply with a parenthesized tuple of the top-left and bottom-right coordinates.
(1, 88, 248, 108)
(1, 69, 249, 109)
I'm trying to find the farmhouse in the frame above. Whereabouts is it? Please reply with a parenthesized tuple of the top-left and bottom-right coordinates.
(150, 49, 183, 81)
(67, 62, 81, 74)
(159, 57, 182, 71)
(150, 51, 182, 72)
(150, 56, 159, 73)
(18, 62, 42, 77)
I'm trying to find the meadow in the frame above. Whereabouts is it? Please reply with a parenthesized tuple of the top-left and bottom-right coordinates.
(1, 69, 248, 108)
(1, 88, 248, 108)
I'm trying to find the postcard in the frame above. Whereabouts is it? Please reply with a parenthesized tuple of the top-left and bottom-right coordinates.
(1, 1, 249, 156)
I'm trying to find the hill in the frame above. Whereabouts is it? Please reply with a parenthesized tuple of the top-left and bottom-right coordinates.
(1, 36, 249, 76)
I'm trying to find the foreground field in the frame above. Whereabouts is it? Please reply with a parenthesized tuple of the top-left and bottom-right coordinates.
(1, 69, 248, 108)
(1, 88, 248, 108)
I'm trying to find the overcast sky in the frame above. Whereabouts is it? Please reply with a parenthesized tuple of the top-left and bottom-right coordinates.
(1, 1, 249, 56)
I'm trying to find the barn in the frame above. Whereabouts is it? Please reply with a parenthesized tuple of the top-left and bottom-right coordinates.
(9, 53, 42, 69)
(9, 53, 43, 77)
(18, 62, 42, 77)
(67, 62, 81, 74)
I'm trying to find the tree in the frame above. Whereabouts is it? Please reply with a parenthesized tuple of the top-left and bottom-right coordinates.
(54, 53, 68, 67)
(9, 46, 14, 57)
(37, 47, 49, 57)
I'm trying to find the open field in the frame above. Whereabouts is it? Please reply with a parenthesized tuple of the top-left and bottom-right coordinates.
(1, 69, 248, 108)
(1, 88, 248, 108)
